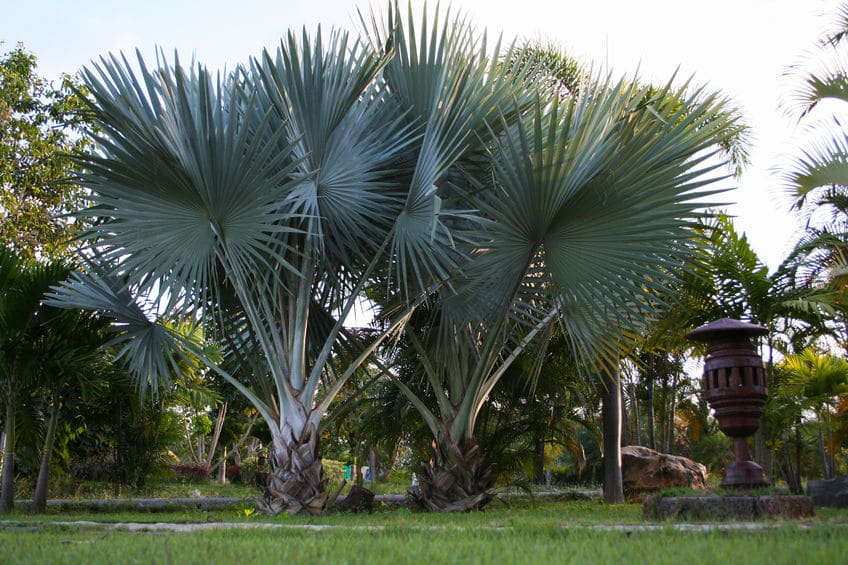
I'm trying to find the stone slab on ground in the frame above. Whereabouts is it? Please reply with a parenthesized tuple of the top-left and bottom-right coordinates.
(0, 520, 836, 534)
(808, 476, 848, 507)
(13, 489, 599, 512)
(643, 495, 815, 521)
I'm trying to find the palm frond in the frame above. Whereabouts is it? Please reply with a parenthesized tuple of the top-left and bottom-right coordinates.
(74, 50, 303, 314)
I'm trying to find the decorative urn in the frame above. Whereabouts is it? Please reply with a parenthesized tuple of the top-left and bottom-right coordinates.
(686, 318, 769, 487)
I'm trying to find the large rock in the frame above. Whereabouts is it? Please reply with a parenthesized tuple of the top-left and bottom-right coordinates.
(621, 445, 708, 496)
(807, 475, 848, 507)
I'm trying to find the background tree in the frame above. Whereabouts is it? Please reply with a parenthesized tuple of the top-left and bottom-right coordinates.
(780, 348, 848, 480)
(0, 43, 91, 259)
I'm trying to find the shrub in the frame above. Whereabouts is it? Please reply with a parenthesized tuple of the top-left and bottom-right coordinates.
(167, 463, 210, 482)
(323, 459, 345, 484)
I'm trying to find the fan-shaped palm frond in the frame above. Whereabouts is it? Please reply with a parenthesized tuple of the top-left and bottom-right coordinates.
(74, 50, 304, 311)
(475, 77, 740, 362)
(363, 2, 534, 292)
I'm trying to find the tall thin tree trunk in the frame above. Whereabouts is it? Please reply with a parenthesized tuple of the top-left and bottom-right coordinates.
(666, 370, 678, 455)
(794, 418, 803, 491)
(601, 364, 624, 504)
(0, 388, 16, 513)
(205, 402, 227, 469)
(818, 425, 831, 480)
(630, 382, 641, 446)
(780, 433, 801, 494)
(646, 366, 656, 451)
(210, 412, 258, 475)
(754, 427, 771, 479)
(32, 396, 61, 514)
(533, 438, 546, 483)
(755, 336, 774, 479)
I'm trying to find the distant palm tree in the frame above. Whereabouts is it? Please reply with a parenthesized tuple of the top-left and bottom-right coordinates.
(783, 3, 848, 298)
(0, 246, 112, 513)
(781, 348, 848, 479)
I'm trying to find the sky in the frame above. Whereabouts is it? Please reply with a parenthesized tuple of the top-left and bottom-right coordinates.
(2, 0, 844, 269)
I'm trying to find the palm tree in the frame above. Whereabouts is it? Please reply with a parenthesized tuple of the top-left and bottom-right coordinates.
(0, 246, 112, 513)
(49, 4, 533, 515)
(27, 309, 112, 513)
(781, 3, 848, 326)
(49, 2, 747, 513)
(781, 348, 848, 479)
(383, 70, 747, 509)
(1, 246, 65, 512)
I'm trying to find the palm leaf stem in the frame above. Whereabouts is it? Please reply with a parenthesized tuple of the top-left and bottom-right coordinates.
(466, 305, 560, 437)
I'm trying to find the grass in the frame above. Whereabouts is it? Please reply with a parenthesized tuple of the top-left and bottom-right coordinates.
(37, 470, 419, 500)
(0, 501, 846, 564)
(0, 525, 844, 564)
(36, 478, 261, 500)
(6, 479, 845, 564)
(2, 500, 641, 526)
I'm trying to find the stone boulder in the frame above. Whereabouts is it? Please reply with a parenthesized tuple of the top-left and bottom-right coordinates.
(807, 475, 848, 507)
(621, 445, 708, 496)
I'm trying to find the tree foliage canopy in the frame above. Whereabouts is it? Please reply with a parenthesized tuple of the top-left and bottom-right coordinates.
(0, 43, 91, 259)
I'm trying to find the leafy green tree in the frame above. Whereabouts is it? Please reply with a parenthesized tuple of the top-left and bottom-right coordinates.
(776, 2, 848, 351)
(0, 43, 91, 259)
(0, 245, 116, 513)
(780, 348, 848, 479)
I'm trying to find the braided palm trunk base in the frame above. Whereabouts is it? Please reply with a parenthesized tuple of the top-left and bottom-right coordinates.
(256, 423, 340, 515)
(407, 437, 495, 512)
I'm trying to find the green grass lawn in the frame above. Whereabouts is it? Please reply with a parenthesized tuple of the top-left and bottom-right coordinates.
(1, 523, 845, 565)
(1, 500, 847, 564)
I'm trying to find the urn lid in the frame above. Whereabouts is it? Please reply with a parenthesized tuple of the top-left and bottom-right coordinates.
(685, 317, 768, 343)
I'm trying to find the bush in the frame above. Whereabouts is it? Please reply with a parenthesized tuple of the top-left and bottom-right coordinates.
(166, 463, 210, 482)
(323, 459, 345, 484)
(690, 432, 734, 475)
(237, 455, 269, 487)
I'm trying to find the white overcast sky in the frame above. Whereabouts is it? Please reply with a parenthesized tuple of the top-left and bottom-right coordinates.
(2, 0, 844, 269)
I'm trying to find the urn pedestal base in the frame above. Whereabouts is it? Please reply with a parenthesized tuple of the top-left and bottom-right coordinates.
(723, 460, 768, 488)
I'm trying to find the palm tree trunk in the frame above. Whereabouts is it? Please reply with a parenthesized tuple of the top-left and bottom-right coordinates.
(367, 446, 379, 485)
(407, 434, 495, 512)
(209, 411, 258, 475)
(795, 418, 803, 485)
(818, 424, 831, 480)
(533, 438, 546, 483)
(780, 433, 802, 494)
(601, 365, 624, 504)
(204, 402, 227, 469)
(257, 420, 330, 516)
(756, 339, 774, 477)
(31, 396, 61, 514)
(754, 427, 771, 478)
(0, 388, 16, 513)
